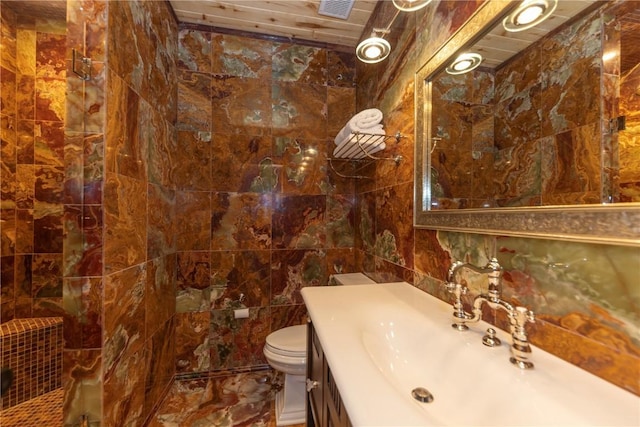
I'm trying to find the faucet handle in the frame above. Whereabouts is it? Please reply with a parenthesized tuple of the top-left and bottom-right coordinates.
(515, 306, 535, 324)
(446, 282, 467, 295)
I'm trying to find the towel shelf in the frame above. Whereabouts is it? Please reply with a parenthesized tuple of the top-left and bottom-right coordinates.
(329, 131, 404, 179)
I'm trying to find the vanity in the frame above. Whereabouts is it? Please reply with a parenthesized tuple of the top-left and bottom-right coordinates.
(301, 283, 640, 426)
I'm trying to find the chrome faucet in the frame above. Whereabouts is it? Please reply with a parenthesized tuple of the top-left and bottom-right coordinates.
(446, 258, 536, 369)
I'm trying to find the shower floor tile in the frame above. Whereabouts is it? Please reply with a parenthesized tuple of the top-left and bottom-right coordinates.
(148, 369, 305, 427)
(0, 388, 63, 427)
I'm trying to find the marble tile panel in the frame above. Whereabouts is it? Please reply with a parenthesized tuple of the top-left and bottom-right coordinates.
(63, 132, 83, 205)
(270, 304, 307, 332)
(146, 255, 176, 338)
(64, 62, 85, 134)
(83, 62, 106, 134)
(103, 343, 147, 427)
(32, 296, 64, 317)
(175, 191, 211, 251)
(494, 83, 541, 150)
(272, 82, 327, 139)
(103, 264, 146, 378)
(327, 50, 356, 88)
(35, 31, 65, 79)
(149, 372, 283, 427)
(66, 0, 107, 63)
(16, 74, 34, 120)
(80, 205, 103, 277)
(211, 75, 272, 136)
(63, 349, 102, 427)
(177, 70, 212, 132)
(272, 43, 326, 84)
(14, 254, 31, 299)
(83, 132, 104, 205)
(211, 134, 274, 192)
(34, 120, 64, 166)
(175, 311, 210, 374)
(177, 251, 211, 307)
(14, 209, 33, 254)
(210, 306, 270, 369)
(147, 183, 176, 259)
(16, 119, 34, 163)
(15, 164, 34, 209)
(1, 7, 17, 73)
(355, 190, 376, 253)
(33, 207, 63, 253)
(178, 29, 211, 72)
(326, 194, 354, 248)
(31, 253, 62, 298)
(62, 277, 102, 350)
(35, 78, 65, 122)
(495, 45, 540, 104)
(492, 139, 541, 206)
(105, 71, 147, 180)
(144, 317, 175, 419)
(270, 249, 326, 305)
(540, 123, 602, 205)
(1, 66, 16, 115)
(375, 182, 414, 269)
(211, 192, 272, 251)
(272, 194, 325, 249)
(1, 254, 14, 297)
(35, 164, 64, 204)
(174, 130, 212, 190)
(274, 137, 328, 195)
(327, 86, 355, 138)
(103, 173, 147, 274)
(147, 110, 175, 189)
(212, 33, 272, 79)
(210, 250, 271, 309)
(0, 208, 16, 254)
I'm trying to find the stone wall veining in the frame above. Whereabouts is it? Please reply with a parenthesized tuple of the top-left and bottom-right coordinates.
(174, 27, 358, 375)
(356, 0, 639, 396)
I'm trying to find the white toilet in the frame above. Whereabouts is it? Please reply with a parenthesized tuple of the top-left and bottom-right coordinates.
(263, 273, 376, 426)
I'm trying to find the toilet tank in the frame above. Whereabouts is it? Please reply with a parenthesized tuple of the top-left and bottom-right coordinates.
(329, 273, 376, 286)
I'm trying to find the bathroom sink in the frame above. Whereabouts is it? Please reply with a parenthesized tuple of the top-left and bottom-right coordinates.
(301, 282, 640, 426)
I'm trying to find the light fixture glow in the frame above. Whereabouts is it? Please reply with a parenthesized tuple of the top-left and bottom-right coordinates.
(503, 0, 558, 32)
(356, 34, 391, 64)
(445, 53, 483, 75)
(392, 0, 433, 12)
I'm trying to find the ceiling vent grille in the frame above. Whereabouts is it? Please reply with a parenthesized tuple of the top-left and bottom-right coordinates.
(318, 0, 355, 20)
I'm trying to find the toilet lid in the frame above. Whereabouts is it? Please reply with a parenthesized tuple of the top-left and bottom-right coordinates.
(265, 325, 306, 356)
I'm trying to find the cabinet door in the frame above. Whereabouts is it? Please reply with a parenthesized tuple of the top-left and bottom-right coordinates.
(307, 322, 323, 427)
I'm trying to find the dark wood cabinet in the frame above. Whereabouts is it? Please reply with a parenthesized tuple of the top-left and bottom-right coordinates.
(306, 321, 352, 427)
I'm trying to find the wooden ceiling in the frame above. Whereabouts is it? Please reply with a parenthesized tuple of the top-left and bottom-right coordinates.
(169, 0, 379, 47)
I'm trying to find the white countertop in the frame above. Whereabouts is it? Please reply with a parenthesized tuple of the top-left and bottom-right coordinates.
(301, 282, 640, 426)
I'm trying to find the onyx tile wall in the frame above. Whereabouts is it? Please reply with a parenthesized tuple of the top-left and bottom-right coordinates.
(0, 5, 66, 323)
(430, 6, 609, 209)
(61, 0, 179, 425)
(174, 27, 357, 375)
(356, 0, 639, 396)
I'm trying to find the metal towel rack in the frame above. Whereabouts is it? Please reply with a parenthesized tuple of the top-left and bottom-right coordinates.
(329, 131, 404, 179)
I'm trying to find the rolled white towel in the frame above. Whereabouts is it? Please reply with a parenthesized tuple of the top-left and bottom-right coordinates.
(333, 126, 386, 159)
(334, 108, 383, 145)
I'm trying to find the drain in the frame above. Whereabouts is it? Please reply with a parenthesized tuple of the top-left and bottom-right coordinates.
(411, 387, 434, 403)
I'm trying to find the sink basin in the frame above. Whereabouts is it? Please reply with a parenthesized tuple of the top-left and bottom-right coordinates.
(301, 282, 640, 426)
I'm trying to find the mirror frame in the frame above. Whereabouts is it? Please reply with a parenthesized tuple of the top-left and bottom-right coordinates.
(414, 1, 640, 247)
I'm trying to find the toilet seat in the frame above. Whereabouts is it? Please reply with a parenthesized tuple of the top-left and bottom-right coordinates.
(265, 325, 306, 357)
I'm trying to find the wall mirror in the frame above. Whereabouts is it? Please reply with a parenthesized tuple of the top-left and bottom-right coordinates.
(415, 0, 640, 246)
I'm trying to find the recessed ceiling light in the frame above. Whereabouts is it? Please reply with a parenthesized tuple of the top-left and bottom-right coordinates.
(356, 34, 391, 64)
(503, 0, 558, 32)
(445, 53, 483, 75)
(392, 0, 433, 12)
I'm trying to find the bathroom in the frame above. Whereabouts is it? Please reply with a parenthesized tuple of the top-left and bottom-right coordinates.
(0, 0, 638, 426)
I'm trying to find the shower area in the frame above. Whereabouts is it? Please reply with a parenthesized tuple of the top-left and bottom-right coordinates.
(1, 0, 68, 425)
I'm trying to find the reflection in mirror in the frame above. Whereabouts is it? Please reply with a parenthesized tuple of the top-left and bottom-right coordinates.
(426, 1, 639, 210)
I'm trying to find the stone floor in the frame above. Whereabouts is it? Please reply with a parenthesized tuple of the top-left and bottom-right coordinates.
(0, 388, 63, 427)
(148, 369, 305, 427)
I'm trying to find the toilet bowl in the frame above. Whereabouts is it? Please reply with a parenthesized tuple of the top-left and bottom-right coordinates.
(264, 273, 375, 426)
(263, 325, 307, 426)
